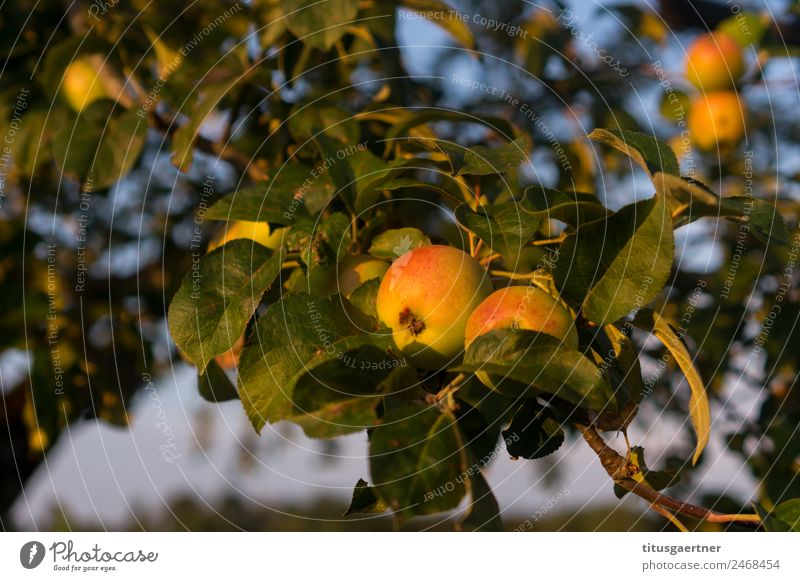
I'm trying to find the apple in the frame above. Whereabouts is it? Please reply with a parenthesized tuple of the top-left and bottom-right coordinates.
(688, 91, 746, 151)
(464, 285, 578, 390)
(376, 245, 493, 369)
(465, 285, 578, 348)
(214, 334, 245, 370)
(336, 254, 389, 297)
(61, 54, 131, 112)
(208, 220, 285, 252)
(287, 254, 389, 297)
(62, 57, 109, 112)
(685, 32, 744, 91)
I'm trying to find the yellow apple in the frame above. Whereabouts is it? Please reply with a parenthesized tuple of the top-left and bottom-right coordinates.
(62, 58, 110, 112)
(208, 220, 285, 252)
(336, 254, 389, 297)
(376, 245, 493, 369)
(688, 91, 746, 150)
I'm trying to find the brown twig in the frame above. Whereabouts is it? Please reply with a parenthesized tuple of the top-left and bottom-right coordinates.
(150, 111, 267, 181)
(575, 423, 761, 527)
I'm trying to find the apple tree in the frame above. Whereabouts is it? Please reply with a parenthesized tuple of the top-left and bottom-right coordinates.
(2, 0, 800, 531)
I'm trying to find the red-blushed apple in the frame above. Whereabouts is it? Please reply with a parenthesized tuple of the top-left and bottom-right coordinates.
(465, 285, 578, 348)
(214, 334, 245, 370)
(464, 285, 578, 389)
(685, 32, 744, 91)
(376, 245, 493, 369)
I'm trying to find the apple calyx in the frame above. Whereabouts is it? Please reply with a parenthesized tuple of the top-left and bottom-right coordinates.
(399, 307, 425, 336)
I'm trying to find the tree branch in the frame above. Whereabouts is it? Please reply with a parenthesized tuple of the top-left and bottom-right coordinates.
(150, 111, 267, 181)
(575, 423, 761, 528)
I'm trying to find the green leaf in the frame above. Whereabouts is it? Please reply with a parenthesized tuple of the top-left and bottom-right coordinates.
(658, 174, 789, 245)
(299, 211, 353, 269)
(376, 177, 463, 206)
(370, 403, 469, 518)
(51, 113, 103, 184)
(773, 499, 800, 531)
(754, 504, 790, 532)
(94, 108, 148, 188)
(281, 0, 360, 51)
(521, 185, 610, 227)
(660, 89, 692, 123)
(456, 202, 539, 266)
(588, 128, 679, 177)
(555, 195, 674, 326)
(205, 165, 325, 223)
(502, 400, 565, 460)
(368, 227, 431, 260)
(460, 469, 502, 531)
(454, 401, 502, 462)
(457, 329, 616, 412)
(456, 376, 517, 430)
(718, 12, 768, 47)
(400, 0, 475, 49)
(52, 107, 147, 189)
(415, 136, 529, 176)
(719, 196, 790, 246)
(627, 446, 680, 491)
(344, 478, 388, 516)
(349, 149, 407, 213)
(348, 277, 381, 319)
(595, 324, 645, 406)
(289, 346, 395, 438)
(4, 107, 47, 176)
(198, 359, 239, 402)
(171, 71, 250, 171)
(633, 309, 710, 465)
(237, 293, 391, 435)
(167, 240, 284, 373)
(314, 132, 357, 209)
(591, 325, 643, 433)
(288, 104, 360, 144)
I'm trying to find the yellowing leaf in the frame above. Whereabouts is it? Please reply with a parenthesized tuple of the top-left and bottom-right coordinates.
(633, 309, 710, 465)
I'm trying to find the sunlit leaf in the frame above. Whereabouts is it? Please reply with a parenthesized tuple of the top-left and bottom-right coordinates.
(555, 195, 674, 326)
(633, 309, 710, 465)
(168, 240, 284, 373)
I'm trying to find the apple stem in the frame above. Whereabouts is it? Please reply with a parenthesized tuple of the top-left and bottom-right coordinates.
(434, 374, 466, 411)
(479, 253, 502, 266)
